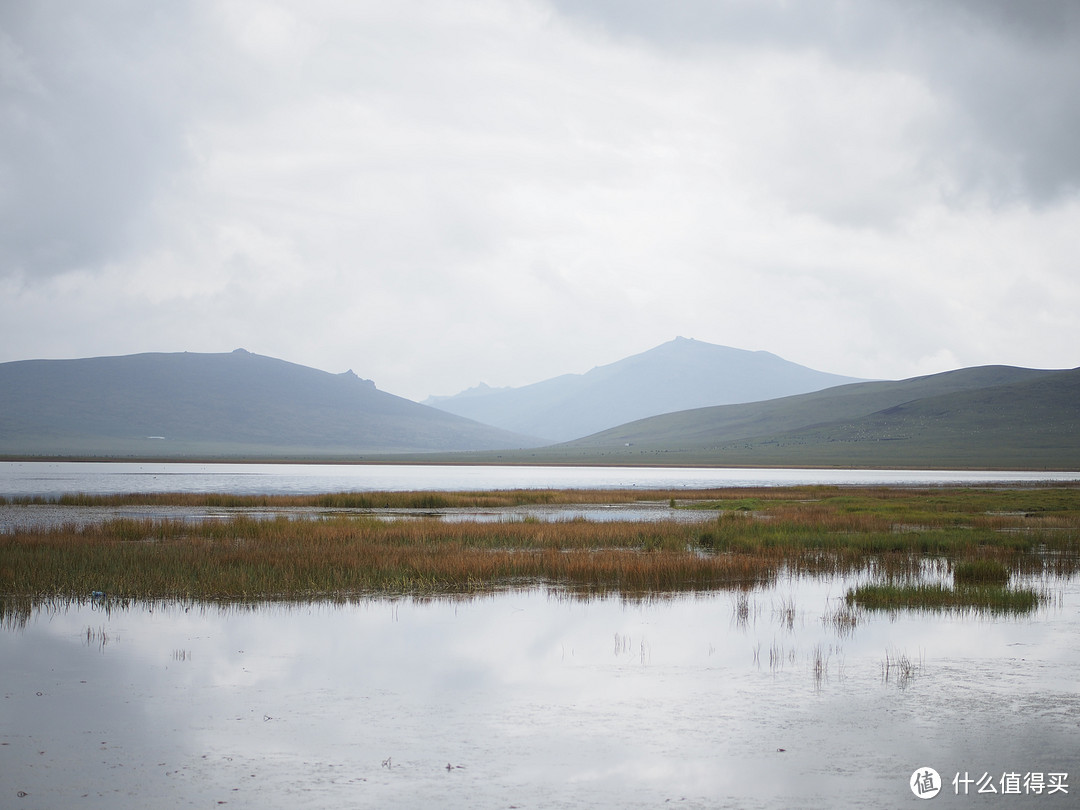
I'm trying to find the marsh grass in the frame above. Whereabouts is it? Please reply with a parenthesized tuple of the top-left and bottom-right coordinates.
(822, 603, 862, 637)
(845, 583, 1043, 614)
(811, 643, 844, 689)
(2, 486, 1078, 605)
(769, 642, 794, 672)
(85, 625, 111, 651)
(881, 648, 922, 688)
(0, 515, 780, 602)
(731, 591, 758, 629)
(775, 595, 797, 631)
(952, 559, 1010, 585)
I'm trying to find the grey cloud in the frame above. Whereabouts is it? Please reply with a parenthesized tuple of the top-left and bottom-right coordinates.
(0, 2, 194, 280)
(944, 0, 1080, 42)
(546, 0, 1080, 206)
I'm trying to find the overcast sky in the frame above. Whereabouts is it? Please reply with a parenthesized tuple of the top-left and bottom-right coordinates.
(3, 0, 1078, 401)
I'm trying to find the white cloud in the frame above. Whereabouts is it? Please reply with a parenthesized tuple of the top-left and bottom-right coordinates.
(1, 0, 1077, 400)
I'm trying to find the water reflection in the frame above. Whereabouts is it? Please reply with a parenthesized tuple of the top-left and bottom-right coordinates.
(3, 576, 1077, 809)
(0, 502, 716, 532)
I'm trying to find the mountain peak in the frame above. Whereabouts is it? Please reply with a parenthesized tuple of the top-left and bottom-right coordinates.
(428, 339, 864, 441)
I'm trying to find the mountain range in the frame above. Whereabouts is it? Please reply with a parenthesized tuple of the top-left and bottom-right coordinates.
(424, 337, 863, 441)
(529, 363, 1080, 469)
(0, 341, 1076, 468)
(0, 349, 542, 458)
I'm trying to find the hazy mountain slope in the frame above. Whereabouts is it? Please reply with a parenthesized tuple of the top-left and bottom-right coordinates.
(542, 365, 1079, 468)
(567, 365, 1051, 448)
(424, 337, 864, 441)
(767, 367, 1080, 463)
(0, 350, 544, 458)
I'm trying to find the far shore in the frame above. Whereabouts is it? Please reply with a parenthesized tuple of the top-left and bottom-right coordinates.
(3, 454, 1078, 473)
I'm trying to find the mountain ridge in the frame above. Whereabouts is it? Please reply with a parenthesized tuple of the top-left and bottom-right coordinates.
(533, 364, 1080, 468)
(2, 346, 1076, 468)
(0, 349, 544, 458)
(424, 337, 865, 441)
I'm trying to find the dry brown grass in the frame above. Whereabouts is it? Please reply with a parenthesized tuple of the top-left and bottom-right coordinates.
(2, 486, 1077, 606)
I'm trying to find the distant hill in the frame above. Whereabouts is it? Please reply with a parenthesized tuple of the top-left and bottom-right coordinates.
(0, 350, 544, 458)
(530, 364, 1080, 468)
(6, 347, 1075, 468)
(424, 337, 864, 442)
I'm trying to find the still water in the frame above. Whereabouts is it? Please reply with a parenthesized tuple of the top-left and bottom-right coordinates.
(3, 462, 1078, 807)
(3, 576, 1078, 809)
(2, 461, 1079, 498)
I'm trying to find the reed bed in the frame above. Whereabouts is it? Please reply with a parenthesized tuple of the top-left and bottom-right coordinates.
(0, 516, 779, 601)
(846, 583, 1043, 614)
(6, 482, 1077, 514)
(952, 559, 1011, 585)
(2, 486, 1078, 605)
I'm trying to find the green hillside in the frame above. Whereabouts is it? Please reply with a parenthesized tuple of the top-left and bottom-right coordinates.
(427, 365, 1079, 469)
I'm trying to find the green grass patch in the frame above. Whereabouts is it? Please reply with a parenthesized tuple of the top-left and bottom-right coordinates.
(845, 583, 1042, 614)
(953, 559, 1010, 585)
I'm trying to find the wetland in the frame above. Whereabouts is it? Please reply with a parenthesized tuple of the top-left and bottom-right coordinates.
(2, 484, 1079, 807)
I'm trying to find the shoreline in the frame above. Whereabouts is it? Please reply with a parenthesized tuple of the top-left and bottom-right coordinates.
(2, 455, 1078, 473)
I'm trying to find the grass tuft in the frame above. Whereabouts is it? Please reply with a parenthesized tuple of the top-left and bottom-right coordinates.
(953, 559, 1010, 585)
(845, 582, 1042, 614)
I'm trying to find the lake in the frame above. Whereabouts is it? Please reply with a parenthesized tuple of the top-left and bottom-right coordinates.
(3, 460, 1079, 498)
(3, 575, 1077, 808)
(2, 462, 1077, 807)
